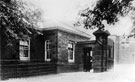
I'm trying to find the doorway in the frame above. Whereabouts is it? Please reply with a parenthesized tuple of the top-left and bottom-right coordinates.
(83, 47, 93, 72)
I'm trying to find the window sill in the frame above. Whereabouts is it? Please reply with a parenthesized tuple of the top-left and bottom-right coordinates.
(45, 59, 51, 62)
(20, 57, 30, 62)
(68, 60, 75, 63)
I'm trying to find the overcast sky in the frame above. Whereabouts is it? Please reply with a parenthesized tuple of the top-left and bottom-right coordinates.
(24, 0, 135, 36)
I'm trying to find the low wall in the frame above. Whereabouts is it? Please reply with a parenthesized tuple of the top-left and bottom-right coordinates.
(1, 62, 57, 80)
(57, 63, 82, 73)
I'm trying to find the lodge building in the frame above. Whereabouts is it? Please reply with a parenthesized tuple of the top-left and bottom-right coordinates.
(0, 26, 114, 80)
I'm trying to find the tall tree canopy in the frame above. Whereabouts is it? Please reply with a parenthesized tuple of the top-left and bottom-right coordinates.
(78, 0, 134, 29)
(0, 0, 43, 40)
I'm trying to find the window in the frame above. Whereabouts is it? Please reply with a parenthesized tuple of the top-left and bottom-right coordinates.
(108, 49, 111, 58)
(121, 42, 125, 44)
(19, 39, 30, 61)
(108, 49, 114, 58)
(68, 41, 75, 62)
(90, 51, 93, 62)
(45, 40, 51, 61)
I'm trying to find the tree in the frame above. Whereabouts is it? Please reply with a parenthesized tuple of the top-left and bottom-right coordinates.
(0, 0, 43, 40)
(78, 0, 134, 29)
(0, 0, 44, 59)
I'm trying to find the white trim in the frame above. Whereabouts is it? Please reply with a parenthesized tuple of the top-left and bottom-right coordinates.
(90, 51, 93, 56)
(90, 51, 93, 62)
(45, 40, 51, 61)
(28, 39, 30, 60)
(68, 42, 75, 63)
(19, 39, 30, 61)
(45, 40, 46, 61)
(68, 51, 75, 63)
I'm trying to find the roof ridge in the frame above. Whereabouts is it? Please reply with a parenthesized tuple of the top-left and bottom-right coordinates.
(59, 21, 91, 37)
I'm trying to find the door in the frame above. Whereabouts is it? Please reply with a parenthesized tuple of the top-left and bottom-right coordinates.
(83, 47, 92, 72)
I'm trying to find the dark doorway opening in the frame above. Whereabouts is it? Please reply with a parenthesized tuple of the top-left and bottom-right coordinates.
(83, 47, 93, 72)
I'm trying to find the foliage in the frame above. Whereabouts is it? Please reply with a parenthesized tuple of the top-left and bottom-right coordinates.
(0, 0, 44, 58)
(0, 0, 43, 40)
(78, 0, 134, 29)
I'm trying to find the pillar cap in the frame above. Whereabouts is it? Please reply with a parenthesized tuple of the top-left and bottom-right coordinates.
(93, 29, 110, 36)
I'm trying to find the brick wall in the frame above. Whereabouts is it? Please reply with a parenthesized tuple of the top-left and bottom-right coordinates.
(30, 35, 45, 62)
(92, 38, 114, 72)
(1, 33, 57, 80)
(43, 30, 58, 62)
(57, 30, 90, 72)
(75, 42, 95, 72)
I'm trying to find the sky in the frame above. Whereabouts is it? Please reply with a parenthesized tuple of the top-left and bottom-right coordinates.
(26, 0, 97, 21)
(24, 0, 135, 36)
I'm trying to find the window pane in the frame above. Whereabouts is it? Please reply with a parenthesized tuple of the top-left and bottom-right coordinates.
(45, 40, 51, 61)
(68, 41, 75, 62)
(70, 51, 73, 60)
(47, 50, 51, 59)
(71, 48, 73, 51)
(24, 50, 29, 57)
(46, 40, 51, 49)
(68, 43, 73, 50)
(68, 43, 73, 48)
(20, 48, 25, 57)
(23, 46, 29, 50)
(71, 43, 73, 48)
(47, 44, 49, 49)
(20, 46, 29, 57)
(20, 40, 29, 45)
(19, 40, 30, 61)
(68, 44, 71, 48)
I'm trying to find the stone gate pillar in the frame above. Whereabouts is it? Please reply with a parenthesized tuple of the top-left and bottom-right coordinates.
(0, 26, 1, 80)
(93, 29, 110, 72)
